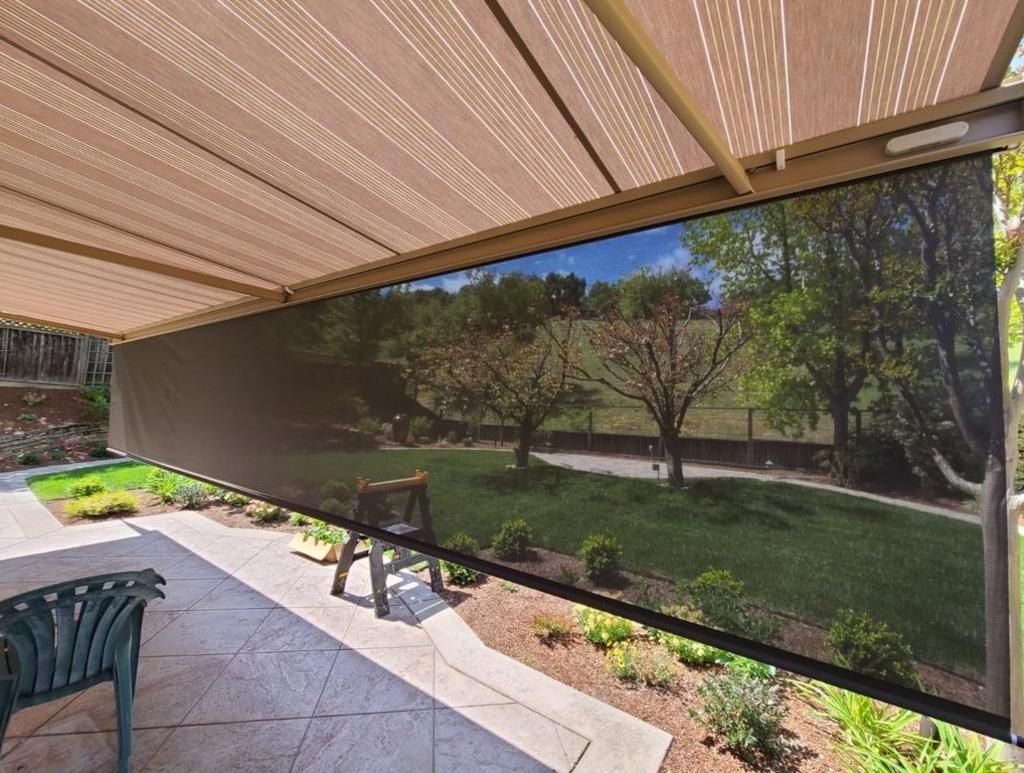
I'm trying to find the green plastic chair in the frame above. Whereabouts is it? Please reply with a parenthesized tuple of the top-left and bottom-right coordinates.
(0, 569, 165, 772)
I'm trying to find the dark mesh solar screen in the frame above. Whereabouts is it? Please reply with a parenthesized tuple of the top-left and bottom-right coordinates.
(110, 155, 1014, 738)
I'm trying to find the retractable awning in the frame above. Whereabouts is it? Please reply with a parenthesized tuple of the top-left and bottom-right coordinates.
(2, 0, 1023, 339)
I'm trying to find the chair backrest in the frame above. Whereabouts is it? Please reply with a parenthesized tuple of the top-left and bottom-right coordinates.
(0, 570, 165, 705)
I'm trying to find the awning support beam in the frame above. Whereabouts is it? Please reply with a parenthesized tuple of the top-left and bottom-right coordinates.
(582, 0, 754, 195)
(0, 226, 288, 302)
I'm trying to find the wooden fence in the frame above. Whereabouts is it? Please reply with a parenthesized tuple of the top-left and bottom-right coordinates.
(474, 423, 830, 471)
(0, 322, 112, 387)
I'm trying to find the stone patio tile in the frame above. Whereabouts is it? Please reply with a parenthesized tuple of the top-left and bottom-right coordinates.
(278, 574, 364, 609)
(141, 609, 269, 656)
(157, 555, 230, 580)
(3, 695, 77, 738)
(343, 603, 431, 649)
(185, 650, 338, 724)
(292, 711, 433, 773)
(435, 653, 513, 709)
(0, 728, 170, 773)
(38, 655, 232, 733)
(435, 704, 588, 772)
(240, 606, 354, 652)
(315, 646, 433, 716)
(0, 555, 109, 583)
(140, 610, 182, 643)
(145, 579, 221, 611)
(191, 575, 297, 610)
(143, 718, 309, 773)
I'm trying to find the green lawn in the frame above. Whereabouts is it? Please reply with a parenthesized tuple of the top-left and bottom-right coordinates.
(288, 448, 987, 678)
(27, 461, 153, 500)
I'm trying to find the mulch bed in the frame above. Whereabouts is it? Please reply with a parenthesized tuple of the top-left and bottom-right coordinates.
(443, 575, 844, 772)
(0, 386, 94, 433)
(44, 490, 303, 534)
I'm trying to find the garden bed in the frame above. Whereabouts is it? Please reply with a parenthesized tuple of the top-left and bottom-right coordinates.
(441, 575, 843, 772)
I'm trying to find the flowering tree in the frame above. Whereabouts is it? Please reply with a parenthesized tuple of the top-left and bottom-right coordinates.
(578, 279, 751, 486)
(427, 322, 577, 468)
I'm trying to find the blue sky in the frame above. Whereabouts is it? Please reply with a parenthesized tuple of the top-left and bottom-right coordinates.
(412, 221, 696, 294)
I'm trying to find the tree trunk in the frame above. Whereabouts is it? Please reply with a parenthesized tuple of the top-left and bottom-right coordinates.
(514, 422, 532, 469)
(979, 452, 1011, 717)
(831, 396, 852, 484)
(664, 434, 685, 486)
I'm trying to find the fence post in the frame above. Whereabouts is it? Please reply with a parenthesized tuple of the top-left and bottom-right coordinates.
(586, 410, 593, 452)
(746, 408, 755, 466)
(853, 408, 862, 440)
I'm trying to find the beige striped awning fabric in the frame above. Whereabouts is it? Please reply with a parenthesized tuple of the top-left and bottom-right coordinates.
(1, 0, 1022, 338)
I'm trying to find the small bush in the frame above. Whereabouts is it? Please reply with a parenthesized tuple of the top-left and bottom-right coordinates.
(577, 533, 622, 583)
(692, 669, 788, 763)
(18, 413, 37, 423)
(80, 386, 110, 422)
(14, 450, 39, 466)
(47, 446, 68, 462)
(145, 469, 180, 503)
(318, 498, 350, 517)
(409, 416, 432, 442)
(88, 444, 112, 459)
(532, 615, 573, 643)
(354, 417, 383, 435)
(556, 566, 579, 585)
(660, 633, 721, 666)
(290, 513, 311, 527)
(462, 435, 475, 447)
(69, 475, 107, 498)
(221, 490, 251, 508)
(172, 481, 211, 509)
(66, 491, 139, 518)
(684, 569, 779, 643)
(21, 391, 46, 406)
(441, 532, 481, 586)
(574, 605, 634, 647)
(607, 641, 673, 686)
(716, 652, 777, 681)
(491, 518, 532, 560)
(244, 500, 286, 524)
(826, 610, 920, 689)
(320, 479, 352, 501)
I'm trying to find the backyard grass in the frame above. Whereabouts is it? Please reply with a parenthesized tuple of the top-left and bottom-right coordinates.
(27, 461, 152, 501)
(293, 448, 986, 677)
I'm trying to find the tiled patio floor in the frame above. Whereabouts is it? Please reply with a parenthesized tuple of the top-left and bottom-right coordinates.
(0, 463, 670, 772)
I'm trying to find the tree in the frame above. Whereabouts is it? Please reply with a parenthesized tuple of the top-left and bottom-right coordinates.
(585, 280, 620, 318)
(576, 270, 751, 486)
(544, 272, 586, 315)
(684, 199, 873, 475)
(426, 321, 577, 467)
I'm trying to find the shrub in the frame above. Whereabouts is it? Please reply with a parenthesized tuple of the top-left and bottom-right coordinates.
(684, 569, 779, 643)
(221, 490, 251, 508)
(796, 681, 1014, 772)
(577, 533, 622, 583)
(319, 498, 350, 517)
(692, 669, 788, 763)
(47, 446, 68, 462)
(826, 610, 920, 689)
(320, 479, 352, 501)
(80, 386, 110, 422)
(66, 491, 139, 518)
(462, 435, 475, 447)
(354, 417, 383, 435)
(69, 475, 107, 498)
(14, 450, 39, 466)
(244, 500, 286, 524)
(716, 652, 777, 681)
(145, 469, 186, 503)
(556, 566, 579, 585)
(21, 391, 46, 406)
(491, 518, 532, 560)
(660, 633, 721, 666)
(573, 605, 634, 647)
(532, 615, 573, 643)
(18, 413, 37, 423)
(172, 481, 211, 509)
(441, 532, 481, 586)
(606, 641, 673, 686)
(409, 416, 432, 442)
(88, 443, 112, 458)
(290, 513, 311, 527)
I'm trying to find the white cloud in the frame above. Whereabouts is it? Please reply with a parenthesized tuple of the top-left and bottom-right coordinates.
(414, 271, 472, 293)
(651, 245, 688, 273)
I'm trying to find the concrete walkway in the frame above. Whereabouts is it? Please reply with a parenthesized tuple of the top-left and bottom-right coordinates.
(534, 451, 983, 527)
(0, 465, 670, 772)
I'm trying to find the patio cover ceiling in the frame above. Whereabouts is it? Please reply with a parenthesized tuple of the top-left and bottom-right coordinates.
(2, 0, 1024, 340)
